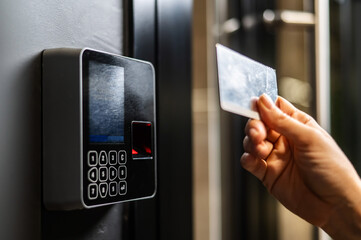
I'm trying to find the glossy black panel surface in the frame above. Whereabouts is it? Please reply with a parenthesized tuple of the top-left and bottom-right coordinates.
(82, 49, 156, 207)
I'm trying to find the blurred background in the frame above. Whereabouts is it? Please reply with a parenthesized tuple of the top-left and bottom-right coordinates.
(192, 0, 361, 239)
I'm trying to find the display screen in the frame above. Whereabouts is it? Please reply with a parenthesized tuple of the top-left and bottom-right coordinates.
(88, 60, 125, 143)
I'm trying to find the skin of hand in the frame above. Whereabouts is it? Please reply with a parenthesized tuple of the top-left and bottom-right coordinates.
(241, 94, 361, 239)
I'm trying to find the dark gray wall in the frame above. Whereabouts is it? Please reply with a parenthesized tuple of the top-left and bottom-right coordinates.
(0, 1, 123, 239)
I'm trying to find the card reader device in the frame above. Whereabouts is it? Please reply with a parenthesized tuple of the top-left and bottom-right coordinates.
(42, 48, 156, 210)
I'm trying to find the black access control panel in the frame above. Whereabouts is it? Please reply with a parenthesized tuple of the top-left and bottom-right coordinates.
(42, 48, 156, 210)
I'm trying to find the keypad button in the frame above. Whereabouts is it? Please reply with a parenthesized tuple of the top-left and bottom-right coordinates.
(88, 183, 98, 200)
(109, 182, 118, 196)
(88, 151, 98, 166)
(119, 151, 127, 164)
(99, 151, 107, 165)
(99, 167, 108, 182)
(88, 167, 98, 182)
(118, 166, 127, 180)
(109, 151, 117, 165)
(109, 166, 117, 181)
(119, 181, 127, 195)
(99, 183, 108, 198)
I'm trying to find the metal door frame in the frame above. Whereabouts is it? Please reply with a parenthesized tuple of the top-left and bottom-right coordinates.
(126, 0, 193, 239)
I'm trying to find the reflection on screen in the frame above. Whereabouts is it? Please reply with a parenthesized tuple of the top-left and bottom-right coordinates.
(88, 60, 125, 143)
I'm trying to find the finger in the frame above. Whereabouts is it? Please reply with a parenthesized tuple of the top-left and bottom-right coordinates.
(245, 118, 280, 144)
(243, 136, 252, 153)
(266, 128, 280, 144)
(243, 136, 274, 160)
(245, 119, 267, 144)
(240, 153, 267, 181)
(262, 136, 291, 190)
(275, 96, 323, 132)
(276, 96, 314, 125)
(257, 94, 313, 142)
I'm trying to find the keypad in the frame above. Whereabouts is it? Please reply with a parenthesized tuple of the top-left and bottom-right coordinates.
(86, 150, 127, 200)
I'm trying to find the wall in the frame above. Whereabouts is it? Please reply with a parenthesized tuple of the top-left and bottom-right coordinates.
(0, 1, 123, 239)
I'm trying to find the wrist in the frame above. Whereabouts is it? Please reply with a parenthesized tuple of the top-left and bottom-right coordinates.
(322, 179, 361, 239)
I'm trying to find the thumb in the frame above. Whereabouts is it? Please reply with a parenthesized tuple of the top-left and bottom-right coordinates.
(257, 94, 312, 142)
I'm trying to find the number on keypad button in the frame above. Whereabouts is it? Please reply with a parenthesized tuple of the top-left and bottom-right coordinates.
(88, 167, 98, 182)
(99, 151, 107, 165)
(88, 183, 98, 200)
(99, 183, 108, 198)
(88, 151, 97, 166)
(109, 182, 118, 196)
(118, 166, 127, 180)
(119, 181, 127, 195)
(109, 166, 117, 181)
(119, 151, 126, 164)
(99, 167, 108, 182)
(109, 151, 117, 165)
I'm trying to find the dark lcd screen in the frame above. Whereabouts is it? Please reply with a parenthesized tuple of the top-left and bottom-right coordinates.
(88, 60, 125, 143)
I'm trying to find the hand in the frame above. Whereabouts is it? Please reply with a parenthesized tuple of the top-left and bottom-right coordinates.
(241, 94, 361, 239)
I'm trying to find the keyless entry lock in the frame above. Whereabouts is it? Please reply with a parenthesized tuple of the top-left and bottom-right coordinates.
(42, 48, 156, 210)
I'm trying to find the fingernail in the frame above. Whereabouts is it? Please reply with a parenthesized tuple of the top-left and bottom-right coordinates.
(259, 94, 274, 110)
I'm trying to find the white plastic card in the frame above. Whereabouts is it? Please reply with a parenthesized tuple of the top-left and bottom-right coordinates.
(216, 44, 278, 120)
